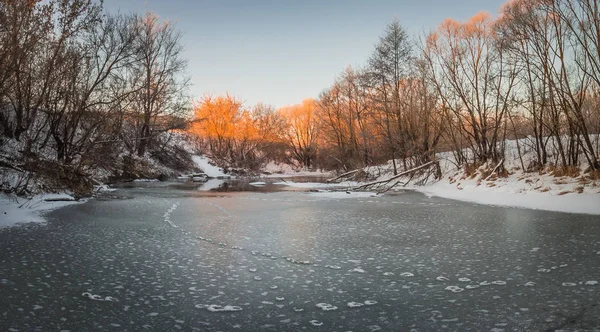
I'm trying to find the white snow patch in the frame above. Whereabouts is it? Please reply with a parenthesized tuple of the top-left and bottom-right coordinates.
(205, 304, 242, 312)
(191, 155, 230, 178)
(1, 194, 82, 228)
(445, 286, 464, 293)
(316, 303, 338, 311)
(414, 182, 600, 215)
(347, 301, 364, 308)
(82, 292, 118, 302)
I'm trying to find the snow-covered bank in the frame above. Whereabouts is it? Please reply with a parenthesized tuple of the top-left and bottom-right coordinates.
(361, 137, 600, 215)
(0, 193, 83, 228)
(412, 181, 600, 215)
(191, 155, 230, 178)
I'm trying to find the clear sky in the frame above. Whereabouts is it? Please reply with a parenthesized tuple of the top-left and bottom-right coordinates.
(102, 0, 507, 108)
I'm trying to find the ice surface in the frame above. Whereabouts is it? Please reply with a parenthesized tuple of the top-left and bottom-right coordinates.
(308, 191, 376, 199)
(4, 182, 599, 331)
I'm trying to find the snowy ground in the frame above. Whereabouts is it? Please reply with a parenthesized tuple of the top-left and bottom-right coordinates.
(191, 155, 230, 178)
(0, 193, 82, 228)
(410, 178, 600, 215)
(357, 138, 600, 216)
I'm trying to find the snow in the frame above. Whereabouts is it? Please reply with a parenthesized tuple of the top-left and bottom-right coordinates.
(191, 155, 230, 178)
(82, 292, 118, 302)
(413, 180, 600, 215)
(262, 161, 331, 178)
(0, 193, 82, 228)
(205, 304, 243, 312)
(362, 137, 600, 215)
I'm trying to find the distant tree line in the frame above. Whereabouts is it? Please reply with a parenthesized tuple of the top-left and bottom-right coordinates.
(192, 0, 600, 175)
(0, 0, 190, 193)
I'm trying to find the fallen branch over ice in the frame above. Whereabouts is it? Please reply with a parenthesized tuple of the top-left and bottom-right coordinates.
(353, 161, 437, 190)
(326, 169, 360, 183)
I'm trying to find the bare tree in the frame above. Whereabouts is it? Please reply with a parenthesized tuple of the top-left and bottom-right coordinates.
(129, 12, 190, 157)
(424, 12, 518, 165)
(366, 18, 412, 174)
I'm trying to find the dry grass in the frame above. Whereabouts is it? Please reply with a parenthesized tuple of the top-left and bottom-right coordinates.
(557, 190, 571, 195)
(464, 162, 482, 177)
(539, 187, 551, 192)
(587, 169, 600, 180)
(549, 165, 580, 178)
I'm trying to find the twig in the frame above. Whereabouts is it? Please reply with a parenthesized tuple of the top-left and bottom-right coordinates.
(326, 169, 360, 183)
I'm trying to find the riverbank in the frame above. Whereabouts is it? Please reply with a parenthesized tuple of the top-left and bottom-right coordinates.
(0, 193, 83, 228)
(410, 180, 600, 215)
(359, 139, 600, 215)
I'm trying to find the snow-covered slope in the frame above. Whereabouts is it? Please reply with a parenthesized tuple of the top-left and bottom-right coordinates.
(412, 177, 600, 215)
(365, 137, 600, 215)
(191, 155, 229, 178)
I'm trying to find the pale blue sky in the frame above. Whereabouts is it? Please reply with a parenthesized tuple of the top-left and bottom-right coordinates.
(103, 0, 507, 108)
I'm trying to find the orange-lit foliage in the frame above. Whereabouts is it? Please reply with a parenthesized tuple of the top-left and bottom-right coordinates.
(190, 94, 286, 169)
(278, 99, 319, 168)
(192, 94, 242, 142)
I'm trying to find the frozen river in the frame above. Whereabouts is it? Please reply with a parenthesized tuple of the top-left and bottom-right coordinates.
(1, 181, 599, 331)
